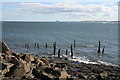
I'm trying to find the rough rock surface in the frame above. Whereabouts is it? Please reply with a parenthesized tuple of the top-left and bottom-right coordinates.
(1, 41, 120, 80)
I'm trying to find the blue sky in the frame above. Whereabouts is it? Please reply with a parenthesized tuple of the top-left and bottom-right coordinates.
(1, 0, 119, 21)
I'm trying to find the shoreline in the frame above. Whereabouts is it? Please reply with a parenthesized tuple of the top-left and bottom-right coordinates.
(1, 41, 120, 80)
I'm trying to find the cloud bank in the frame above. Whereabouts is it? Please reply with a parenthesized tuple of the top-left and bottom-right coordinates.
(3, 2, 118, 21)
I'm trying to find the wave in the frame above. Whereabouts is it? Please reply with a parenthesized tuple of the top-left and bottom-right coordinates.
(62, 54, 118, 66)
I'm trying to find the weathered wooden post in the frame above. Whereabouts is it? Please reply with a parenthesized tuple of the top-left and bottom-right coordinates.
(66, 49, 68, 55)
(35, 43, 37, 48)
(97, 41, 101, 54)
(58, 49, 60, 58)
(74, 40, 76, 55)
(71, 44, 73, 59)
(53, 42, 56, 55)
(37, 43, 39, 49)
(25, 43, 27, 48)
(102, 46, 105, 55)
(45, 42, 48, 49)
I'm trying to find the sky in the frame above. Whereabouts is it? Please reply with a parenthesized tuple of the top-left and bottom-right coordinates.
(1, 0, 119, 21)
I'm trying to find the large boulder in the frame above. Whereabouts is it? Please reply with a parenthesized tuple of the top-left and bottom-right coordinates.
(13, 62, 31, 79)
(2, 41, 10, 53)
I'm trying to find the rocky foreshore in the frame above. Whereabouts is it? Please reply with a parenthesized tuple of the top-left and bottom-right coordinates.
(0, 41, 120, 80)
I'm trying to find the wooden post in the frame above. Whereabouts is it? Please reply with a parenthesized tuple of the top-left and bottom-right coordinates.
(74, 40, 76, 55)
(74, 40, 76, 48)
(27, 43, 30, 49)
(25, 43, 27, 48)
(102, 46, 105, 55)
(37, 43, 39, 49)
(45, 42, 48, 49)
(97, 41, 101, 54)
(66, 49, 68, 55)
(58, 49, 60, 58)
(35, 43, 37, 48)
(53, 42, 56, 55)
(71, 44, 73, 59)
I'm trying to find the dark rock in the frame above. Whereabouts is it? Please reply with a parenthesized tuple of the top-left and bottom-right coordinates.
(9, 57, 19, 65)
(2, 63, 7, 70)
(78, 73, 87, 79)
(11, 52, 19, 59)
(44, 67, 53, 74)
(32, 68, 53, 80)
(2, 41, 10, 53)
(5, 64, 17, 77)
(51, 69, 61, 77)
(96, 72, 108, 80)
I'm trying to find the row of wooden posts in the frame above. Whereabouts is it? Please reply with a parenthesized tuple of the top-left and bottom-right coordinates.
(25, 40, 105, 58)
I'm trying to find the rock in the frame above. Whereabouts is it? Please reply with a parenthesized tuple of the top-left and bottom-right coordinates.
(39, 58, 49, 65)
(2, 69, 8, 76)
(2, 41, 10, 54)
(13, 63, 31, 79)
(2, 63, 7, 70)
(25, 68, 34, 78)
(2, 54, 11, 63)
(21, 54, 35, 62)
(59, 70, 69, 79)
(100, 72, 108, 78)
(78, 73, 87, 79)
(32, 68, 53, 80)
(51, 69, 61, 78)
(11, 52, 19, 59)
(97, 72, 108, 80)
(44, 66, 53, 74)
(4, 64, 17, 77)
(9, 57, 19, 65)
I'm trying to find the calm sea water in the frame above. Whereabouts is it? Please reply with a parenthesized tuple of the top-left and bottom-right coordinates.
(2, 21, 118, 65)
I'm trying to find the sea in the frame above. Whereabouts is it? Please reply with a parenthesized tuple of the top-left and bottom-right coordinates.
(2, 21, 118, 66)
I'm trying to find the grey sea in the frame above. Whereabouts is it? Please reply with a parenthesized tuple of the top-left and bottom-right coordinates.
(2, 21, 118, 65)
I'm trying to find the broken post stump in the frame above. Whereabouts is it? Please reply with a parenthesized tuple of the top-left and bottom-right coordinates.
(45, 42, 48, 49)
(71, 44, 73, 59)
(35, 43, 37, 48)
(66, 49, 68, 55)
(27, 43, 30, 49)
(25, 43, 27, 48)
(97, 41, 101, 54)
(37, 43, 39, 49)
(53, 42, 56, 55)
(102, 46, 105, 55)
(58, 49, 60, 58)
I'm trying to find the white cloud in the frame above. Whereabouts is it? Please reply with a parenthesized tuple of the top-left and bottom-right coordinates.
(6, 2, 119, 21)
